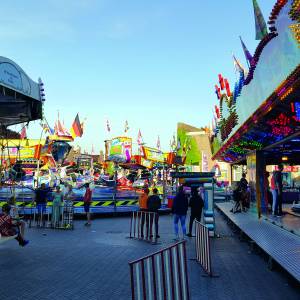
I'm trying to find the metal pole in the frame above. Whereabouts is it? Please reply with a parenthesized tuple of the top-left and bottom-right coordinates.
(113, 162, 118, 214)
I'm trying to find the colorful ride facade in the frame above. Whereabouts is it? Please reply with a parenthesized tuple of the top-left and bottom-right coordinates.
(211, 0, 300, 216)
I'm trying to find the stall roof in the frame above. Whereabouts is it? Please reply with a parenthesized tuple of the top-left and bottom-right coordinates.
(0, 56, 43, 126)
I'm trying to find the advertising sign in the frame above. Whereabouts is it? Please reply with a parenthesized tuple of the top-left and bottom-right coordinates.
(108, 137, 132, 163)
(0, 146, 37, 159)
(140, 157, 153, 169)
(202, 152, 209, 172)
(142, 146, 165, 162)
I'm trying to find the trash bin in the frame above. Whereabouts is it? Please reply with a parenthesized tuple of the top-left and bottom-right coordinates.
(167, 196, 174, 209)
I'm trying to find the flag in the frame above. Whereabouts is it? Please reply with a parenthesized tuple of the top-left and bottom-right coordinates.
(137, 129, 143, 145)
(62, 120, 71, 136)
(253, 0, 268, 40)
(124, 120, 129, 133)
(171, 134, 176, 150)
(240, 36, 253, 66)
(106, 120, 111, 132)
(42, 122, 54, 135)
(232, 54, 245, 75)
(20, 126, 27, 139)
(177, 138, 181, 151)
(157, 136, 161, 150)
(70, 113, 83, 138)
(54, 120, 65, 136)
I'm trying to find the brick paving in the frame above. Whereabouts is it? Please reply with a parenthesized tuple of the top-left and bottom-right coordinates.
(0, 211, 299, 300)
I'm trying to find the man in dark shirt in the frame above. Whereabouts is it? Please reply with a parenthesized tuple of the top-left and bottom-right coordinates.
(147, 188, 161, 238)
(187, 187, 204, 237)
(28, 183, 51, 225)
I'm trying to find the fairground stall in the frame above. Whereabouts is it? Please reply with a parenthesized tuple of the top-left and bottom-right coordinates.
(210, 0, 300, 230)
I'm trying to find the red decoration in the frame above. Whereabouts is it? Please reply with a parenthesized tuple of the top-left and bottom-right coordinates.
(224, 79, 231, 97)
(218, 74, 225, 90)
(215, 105, 220, 119)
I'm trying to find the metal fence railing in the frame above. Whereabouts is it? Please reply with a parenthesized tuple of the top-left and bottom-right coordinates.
(129, 240, 190, 300)
(194, 220, 213, 276)
(129, 211, 159, 244)
(29, 203, 74, 229)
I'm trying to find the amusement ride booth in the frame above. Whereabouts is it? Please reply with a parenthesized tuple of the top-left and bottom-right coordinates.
(210, 0, 300, 232)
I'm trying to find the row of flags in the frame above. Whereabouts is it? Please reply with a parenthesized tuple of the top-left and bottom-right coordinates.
(106, 120, 162, 150)
(106, 119, 130, 134)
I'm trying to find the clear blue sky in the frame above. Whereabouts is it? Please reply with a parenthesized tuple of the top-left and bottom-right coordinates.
(1, 0, 274, 153)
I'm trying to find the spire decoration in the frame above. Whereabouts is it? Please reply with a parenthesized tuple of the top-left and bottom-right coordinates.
(252, 0, 268, 40)
(240, 36, 253, 67)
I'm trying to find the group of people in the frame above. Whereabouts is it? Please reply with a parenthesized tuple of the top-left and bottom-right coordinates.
(230, 164, 284, 216)
(139, 188, 161, 238)
(31, 181, 93, 227)
(138, 185, 204, 240)
(172, 186, 204, 240)
(0, 182, 93, 247)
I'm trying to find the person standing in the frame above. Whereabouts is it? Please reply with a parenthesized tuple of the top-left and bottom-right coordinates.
(28, 183, 50, 226)
(138, 187, 150, 238)
(63, 184, 75, 229)
(187, 187, 204, 237)
(52, 186, 63, 228)
(270, 171, 277, 216)
(83, 183, 92, 226)
(172, 185, 189, 240)
(274, 164, 284, 216)
(232, 173, 248, 213)
(147, 188, 161, 238)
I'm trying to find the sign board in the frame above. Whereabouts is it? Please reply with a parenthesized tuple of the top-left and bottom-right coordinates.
(143, 146, 165, 162)
(171, 172, 215, 178)
(108, 137, 132, 163)
(202, 152, 209, 172)
(0, 146, 38, 159)
(140, 157, 153, 169)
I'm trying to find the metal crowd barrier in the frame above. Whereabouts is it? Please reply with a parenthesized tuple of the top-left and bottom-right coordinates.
(129, 241, 190, 300)
(194, 220, 214, 276)
(129, 211, 159, 244)
(29, 203, 74, 229)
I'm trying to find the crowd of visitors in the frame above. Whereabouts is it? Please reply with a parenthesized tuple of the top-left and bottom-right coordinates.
(138, 185, 204, 240)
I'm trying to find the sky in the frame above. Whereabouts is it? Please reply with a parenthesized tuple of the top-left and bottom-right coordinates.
(0, 0, 274, 154)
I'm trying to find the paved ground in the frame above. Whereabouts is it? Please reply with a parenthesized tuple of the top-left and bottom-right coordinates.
(0, 211, 299, 300)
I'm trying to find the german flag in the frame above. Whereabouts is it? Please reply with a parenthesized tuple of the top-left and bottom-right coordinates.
(70, 114, 83, 138)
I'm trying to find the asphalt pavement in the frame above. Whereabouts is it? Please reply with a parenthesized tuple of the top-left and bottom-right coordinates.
(0, 211, 299, 299)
